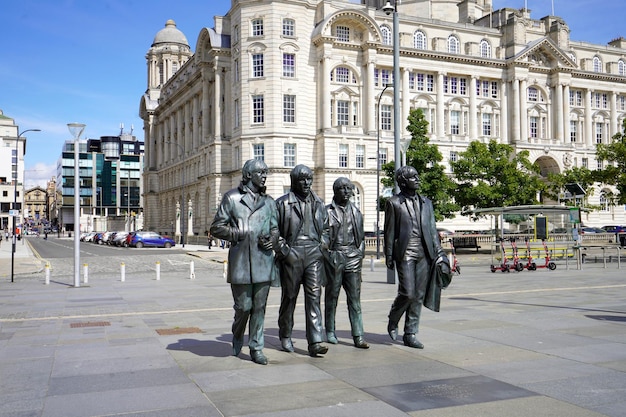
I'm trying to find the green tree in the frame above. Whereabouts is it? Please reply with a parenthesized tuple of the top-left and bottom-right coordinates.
(451, 140, 544, 219)
(545, 166, 596, 207)
(595, 119, 626, 204)
(381, 109, 458, 221)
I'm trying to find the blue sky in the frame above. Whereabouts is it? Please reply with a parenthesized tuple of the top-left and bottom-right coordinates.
(1, 0, 623, 188)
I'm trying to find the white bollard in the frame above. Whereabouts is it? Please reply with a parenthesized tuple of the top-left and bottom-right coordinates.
(83, 263, 89, 284)
(45, 262, 50, 285)
(121, 262, 126, 282)
(190, 260, 196, 279)
(156, 261, 161, 280)
(370, 256, 375, 271)
(223, 260, 228, 280)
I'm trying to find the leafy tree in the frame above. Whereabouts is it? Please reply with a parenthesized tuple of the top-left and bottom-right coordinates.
(595, 119, 626, 204)
(381, 109, 458, 221)
(451, 140, 545, 219)
(545, 166, 596, 207)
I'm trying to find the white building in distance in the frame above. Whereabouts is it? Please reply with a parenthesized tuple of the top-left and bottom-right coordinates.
(139, 0, 626, 236)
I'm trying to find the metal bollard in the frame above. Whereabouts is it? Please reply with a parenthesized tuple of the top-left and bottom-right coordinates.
(602, 247, 606, 269)
(121, 262, 126, 282)
(190, 261, 196, 279)
(156, 261, 161, 280)
(83, 263, 89, 284)
(223, 260, 228, 280)
(45, 262, 50, 285)
(370, 256, 375, 271)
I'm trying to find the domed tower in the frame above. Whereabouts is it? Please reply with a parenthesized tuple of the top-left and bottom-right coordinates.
(145, 19, 192, 97)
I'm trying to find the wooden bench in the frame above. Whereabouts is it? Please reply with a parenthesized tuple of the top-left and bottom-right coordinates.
(452, 236, 481, 252)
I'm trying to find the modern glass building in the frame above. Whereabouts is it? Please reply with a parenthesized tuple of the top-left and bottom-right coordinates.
(57, 133, 144, 234)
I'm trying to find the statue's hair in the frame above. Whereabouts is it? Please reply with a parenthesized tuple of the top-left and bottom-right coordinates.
(333, 177, 353, 193)
(395, 165, 419, 185)
(242, 159, 268, 179)
(290, 164, 313, 183)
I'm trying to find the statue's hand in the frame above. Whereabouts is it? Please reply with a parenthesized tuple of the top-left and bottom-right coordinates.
(258, 235, 273, 251)
(385, 257, 395, 270)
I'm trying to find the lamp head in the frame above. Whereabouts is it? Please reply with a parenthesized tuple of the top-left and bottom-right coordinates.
(382, 1, 394, 16)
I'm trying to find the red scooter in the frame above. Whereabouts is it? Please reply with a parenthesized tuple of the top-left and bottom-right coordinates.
(491, 238, 510, 273)
(536, 239, 557, 270)
(523, 237, 537, 271)
(509, 238, 524, 272)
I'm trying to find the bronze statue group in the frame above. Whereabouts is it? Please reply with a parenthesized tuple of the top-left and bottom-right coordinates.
(210, 161, 451, 365)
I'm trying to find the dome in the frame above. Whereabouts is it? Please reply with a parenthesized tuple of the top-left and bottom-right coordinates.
(152, 19, 189, 47)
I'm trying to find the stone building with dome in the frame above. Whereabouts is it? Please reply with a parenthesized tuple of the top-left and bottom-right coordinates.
(140, 0, 626, 236)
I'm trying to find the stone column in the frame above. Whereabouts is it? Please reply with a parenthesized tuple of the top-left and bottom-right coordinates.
(563, 84, 570, 144)
(436, 72, 445, 140)
(585, 89, 593, 147)
(554, 83, 563, 142)
(469, 76, 477, 140)
(512, 78, 520, 142)
(366, 59, 376, 134)
(321, 54, 331, 131)
(500, 79, 508, 142)
(519, 79, 528, 142)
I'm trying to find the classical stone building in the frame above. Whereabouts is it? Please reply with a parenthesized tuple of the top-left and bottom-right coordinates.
(24, 186, 48, 223)
(140, 0, 626, 235)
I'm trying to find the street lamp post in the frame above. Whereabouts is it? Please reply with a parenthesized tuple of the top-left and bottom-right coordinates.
(382, 1, 402, 190)
(68, 123, 85, 288)
(376, 83, 392, 260)
(167, 141, 185, 247)
(10, 128, 41, 283)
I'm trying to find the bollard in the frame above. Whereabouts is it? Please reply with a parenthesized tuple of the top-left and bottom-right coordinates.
(223, 260, 228, 280)
(370, 256, 375, 272)
(45, 262, 50, 285)
(83, 263, 89, 284)
(156, 261, 161, 280)
(602, 247, 606, 269)
(190, 260, 196, 280)
(121, 262, 126, 282)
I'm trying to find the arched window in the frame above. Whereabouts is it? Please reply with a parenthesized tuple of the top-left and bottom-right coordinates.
(593, 56, 602, 73)
(479, 39, 491, 58)
(381, 25, 392, 45)
(331, 66, 357, 84)
(599, 190, 610, 212)
(448, 35, 460, 54)
(413, 30, 426, 50)
(619, 59, 626, 76)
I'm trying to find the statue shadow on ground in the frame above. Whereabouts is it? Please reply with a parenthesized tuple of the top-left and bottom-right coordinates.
(166, 335, 233, 358)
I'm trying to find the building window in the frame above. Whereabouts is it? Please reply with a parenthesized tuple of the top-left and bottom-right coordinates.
(593, 56, 602, 73)
(253, 144, 265, 161)
(530, 116, 538, 138)
(449, 151, 458, 163)
(447, 35, 460, 54)
(619, 60, 626, 76)
(336, 25, 350, 42)
(450, 111, 460, 135)
(339, 144, 348, 168)
(381, 25, 392, 45)
(597, 159, 604, 170)
(282, 18, 295, 37)
(570, 121, 577, 142)
(337, 101, 349, 126)
(284, 143, 296, 167)
(251, 18, 264, 37)
(479, 39, 491, 58)
(282, 53, 295, 78)
(233, 25, 239, 44)
(234, 59, 240, 82)
(414, 30, 426, 50)
(482, 113, 492, 136)
(600, 191, 609, 211)
(528, 87, 539, 102)
(582, 157, 588, 168)
(379, 148, 387, 166)
(570, 90, 583, 106)
(234, 99, 240, 128)
(283, 94, 296, 123)
(381, 104, 392, 130)
(596, 123, 603, 143)
(252, 53, 264, 78)
(356, 145, 365, 168)
(252, 94, 264, 124)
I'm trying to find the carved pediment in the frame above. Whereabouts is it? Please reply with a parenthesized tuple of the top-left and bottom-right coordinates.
(510, 37, 577, 70)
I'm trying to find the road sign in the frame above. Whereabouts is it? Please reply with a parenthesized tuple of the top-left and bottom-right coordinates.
(9, 210, 19, 216)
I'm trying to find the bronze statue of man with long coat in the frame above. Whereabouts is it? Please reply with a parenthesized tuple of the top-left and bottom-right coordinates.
(210, 159, 278, 365)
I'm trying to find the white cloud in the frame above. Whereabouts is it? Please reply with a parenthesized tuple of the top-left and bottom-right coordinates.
(24, 162, 56, 189)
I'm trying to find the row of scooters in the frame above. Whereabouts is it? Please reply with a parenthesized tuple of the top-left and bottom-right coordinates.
(490, 237, 557, 273)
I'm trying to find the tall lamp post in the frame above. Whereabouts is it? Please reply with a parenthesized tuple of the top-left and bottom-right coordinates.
(10, 128, 41, 283)
(382, 1, 402, 190)
(68, 123, 85, 288)
(167, 141, 185, 247)
(376, 83, 392, 260)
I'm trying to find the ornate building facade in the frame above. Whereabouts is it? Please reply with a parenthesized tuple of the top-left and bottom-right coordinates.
(140, 0, 626, 235)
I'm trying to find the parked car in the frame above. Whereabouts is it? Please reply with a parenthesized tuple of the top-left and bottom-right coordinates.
(602, 225, 626, 234)
(111, 231, 129, 247)
(127, 231, 175, 248)
(580, 227, 607, 234)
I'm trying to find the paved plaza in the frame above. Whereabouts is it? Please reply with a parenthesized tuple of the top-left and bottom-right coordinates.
(1, 238, 625, 416)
